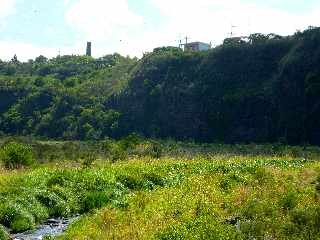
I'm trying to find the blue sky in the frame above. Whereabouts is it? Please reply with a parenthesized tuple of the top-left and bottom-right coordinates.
(0, 0, 320, 61)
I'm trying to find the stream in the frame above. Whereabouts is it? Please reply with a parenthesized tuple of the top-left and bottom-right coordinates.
(11, 217, 78, 240)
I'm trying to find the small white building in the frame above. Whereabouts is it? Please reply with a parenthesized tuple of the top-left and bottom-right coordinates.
(184, 42, 211, 51)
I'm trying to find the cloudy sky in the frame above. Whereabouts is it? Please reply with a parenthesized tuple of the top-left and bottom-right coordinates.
(0, 0, 320, 61)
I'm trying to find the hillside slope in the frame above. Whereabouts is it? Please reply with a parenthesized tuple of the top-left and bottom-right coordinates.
(1, 27, 320, 144)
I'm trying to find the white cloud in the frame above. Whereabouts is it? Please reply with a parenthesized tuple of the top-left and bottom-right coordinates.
(64, 0, 181, 57)
(0, 41, 86, 61)
(151, 0, 320, 46)
(65, 0, 143, 42)
(62, 0, 320, 58)
(2, 0, 320, 61)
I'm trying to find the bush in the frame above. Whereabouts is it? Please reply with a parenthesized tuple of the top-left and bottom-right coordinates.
(0, 142, 35, 169)
(119, 134, 141, 150)
(279, 192, 299, 210)
(10, 210, 35, 233)
(105, 141, 127, 162)
(0, 203, 35, 233)
(80, 191, 110, 213)
(286, 207, 320, 237)
(80, 152, 97, 169)
(0, 225, 10, 240)
(35, 191, 71, 217)
(219, 172, 243, 190)
(316, 175, 320, 192)
(116, 175, 144, 190)
(145, 141, 163, 159)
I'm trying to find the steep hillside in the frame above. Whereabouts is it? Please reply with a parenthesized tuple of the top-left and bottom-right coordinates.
(1, 27, 320, 144)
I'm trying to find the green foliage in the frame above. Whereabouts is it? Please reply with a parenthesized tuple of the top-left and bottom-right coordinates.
(0, 54, 134, 140)
(0, 203, 35, 232)
(35, 190, 71, 217)
(80, 152, 97, 169)
(105, 140, 127, 162)
(0, 225, 10, 240)
(279, 192, 299, 210)
(1, 140, 320, 238)
(147, 141, 163, 159)
(80, 191, 110, 213)
(157, 217, 240, 240)
(0, 28, 320, 144)
(219, 172, 244, 191)
(42, 236, 54, 240)
(0, 142, 35, 169)
(316, 175, 320, 192)
(284, 207, 320, 237)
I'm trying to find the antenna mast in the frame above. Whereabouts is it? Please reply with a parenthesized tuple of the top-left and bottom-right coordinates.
(230, 25, 237, 38)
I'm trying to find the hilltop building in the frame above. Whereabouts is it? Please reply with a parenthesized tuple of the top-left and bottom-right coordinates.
(184, 42, 211, 51)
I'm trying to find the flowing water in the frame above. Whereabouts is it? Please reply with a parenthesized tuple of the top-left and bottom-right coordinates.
(11, 217, 78, 240)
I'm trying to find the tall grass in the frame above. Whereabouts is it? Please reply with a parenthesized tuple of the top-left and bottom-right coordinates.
(60, 158, 320, 240)
(0, 138, 319, 239)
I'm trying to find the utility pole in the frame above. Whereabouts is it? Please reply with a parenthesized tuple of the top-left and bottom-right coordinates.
(230, 25, 237, 38)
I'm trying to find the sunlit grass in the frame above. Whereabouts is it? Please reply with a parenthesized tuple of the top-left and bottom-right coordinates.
(0, 140, 319, 239)
(59, 157, 319, 240)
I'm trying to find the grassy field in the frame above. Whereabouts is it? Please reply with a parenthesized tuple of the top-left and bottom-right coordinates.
(0, 138, 320, 239)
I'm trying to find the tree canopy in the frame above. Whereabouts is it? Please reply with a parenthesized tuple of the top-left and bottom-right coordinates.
(1, 27, 320, 144)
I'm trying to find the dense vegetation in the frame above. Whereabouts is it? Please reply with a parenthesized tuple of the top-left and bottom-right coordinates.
(1, 27, 320, 144)
(0, 139, 319, 239)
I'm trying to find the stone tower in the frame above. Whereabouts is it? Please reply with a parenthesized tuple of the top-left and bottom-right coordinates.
(86, 42, 92, 57)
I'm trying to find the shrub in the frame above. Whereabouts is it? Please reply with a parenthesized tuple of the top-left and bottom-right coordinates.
(80, 152, 97, 169)
(279, 192, 299, 210)
(250, 167, 273, 184)
(116, 175, 143, 190)
(10, 210, 35, 233)
(0, 203, 16, 227)
(240, 220, 267, 239)
(145, 141, 163, 159)
(0, 225, 10, 240)
(0, 142, 35, 169)
(106, 142, 127, 162)
(290, 208, 314, 226)
(219, 172, 243, 191)
(80, 191, 110, 213)
(119, 134, 141, 150)
(286, 207, 320, 237)
(157, 216, 239, 240)
(35, 191, 71, 217)
(43, 236, 54, 240)
(316, 175, 320, 192)
(0, 203, 35, 233)
(143, 172, 164, 187)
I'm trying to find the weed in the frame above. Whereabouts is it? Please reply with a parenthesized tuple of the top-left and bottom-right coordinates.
(116, 174, 144, 190)
(105, 141, 127, 162)
(0, 142, 35, 169)
(0, 140, 319, 239)
(80, 191, 110, 213)
(0, 225, 9, 240)
(35, 191, 71, 217)
(219, 172, 244, 191)
(80, 152, 96, 169)
(279, 192, 299, 210)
